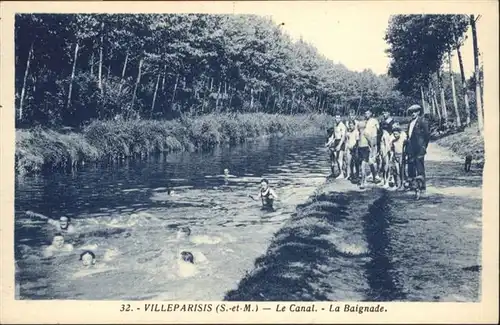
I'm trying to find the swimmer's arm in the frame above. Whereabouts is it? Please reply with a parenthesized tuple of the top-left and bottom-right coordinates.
(269, 188, 279, 200)
(26, 211, 59, 226)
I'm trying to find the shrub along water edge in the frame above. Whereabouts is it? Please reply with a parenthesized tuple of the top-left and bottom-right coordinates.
(15, 113, 335, 176)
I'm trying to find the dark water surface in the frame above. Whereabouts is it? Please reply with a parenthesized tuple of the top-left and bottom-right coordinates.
(15, 135, 332, 300)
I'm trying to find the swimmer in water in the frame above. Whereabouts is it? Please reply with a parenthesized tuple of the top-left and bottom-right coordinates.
(175, 251, 199, 277)
(74, 249, 116, 278)
(43, 233, 74, 258)
(80, 250, 96, 267)
(26, 211, 76, 234)
(174, 227, 209, 262)
(180, 251, 194, 264)
(176, 226, 192, 240)
(250, 179, 278, 210)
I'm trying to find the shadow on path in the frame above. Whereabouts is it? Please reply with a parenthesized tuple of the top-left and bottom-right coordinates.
(224, 188, 382, 301)
(362, 191, 407, 301)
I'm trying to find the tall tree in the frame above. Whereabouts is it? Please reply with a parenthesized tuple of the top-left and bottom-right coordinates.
(470, 14, 483, 135)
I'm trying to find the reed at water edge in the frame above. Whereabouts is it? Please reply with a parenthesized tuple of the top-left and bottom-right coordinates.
(15, 113, 335, 176)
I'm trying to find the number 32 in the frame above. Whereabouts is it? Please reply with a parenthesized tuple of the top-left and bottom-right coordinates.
(120, 304, 131, 312)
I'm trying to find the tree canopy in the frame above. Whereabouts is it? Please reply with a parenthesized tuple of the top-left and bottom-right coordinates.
(16, 14, 411, 127)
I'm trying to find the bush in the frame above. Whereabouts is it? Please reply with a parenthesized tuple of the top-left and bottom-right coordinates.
(15, 113, 335, 175)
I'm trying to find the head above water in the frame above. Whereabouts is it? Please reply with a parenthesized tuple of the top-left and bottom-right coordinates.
(334, 115, 341, 123)
(176, 226, 191, 239)
(52, 233, 65, 249)
(180, 251, 194, 264)
(260, 178, 269, 190)
(382, 111, 390, 119)
(364, 110, 372, 119)
(59, 216, 71, 230)
(79, 250, 96, 266)
(223, 168, 229, 176)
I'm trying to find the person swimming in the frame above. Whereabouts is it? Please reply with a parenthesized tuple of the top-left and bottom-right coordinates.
(176, 226, 192, 240)
(180, 251, 194, 264)
(73, 249, 116, 278)
(43, 233, 74, 258)
(250, 178, 278, 210)
(175, 226, 222, 245)
(79, 250, 96, 267)
(176, 251, 199, 278)
(26, 211, 76, 234)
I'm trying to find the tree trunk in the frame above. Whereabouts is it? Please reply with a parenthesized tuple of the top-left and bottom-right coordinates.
(470, 14, 483, 135)
(130, 58, 143, 112)
(448, 51, 461, 127)
(151, 73, 161, 118)
(436, 70, 448, 121)
(456, 45, 471, 126)
(19, 41, 34, 121)
(90, 51, 94, 76)
(98, 25, 104, 94)
(170, 73, 179, 112)
(430, 81, 442, 121)
(429, 89, 436, 117)
(118, 52, 129, 94)
(228, 85, 235, 110)
(161, 64, 167, 91)
(215, 81, 222, 112)
(250, 88, 254, 111)
(66, 41, 80, 111)
(420, 86, 428, 116)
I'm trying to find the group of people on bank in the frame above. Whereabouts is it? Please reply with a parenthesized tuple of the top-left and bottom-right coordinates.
(325, 104, 430, 199)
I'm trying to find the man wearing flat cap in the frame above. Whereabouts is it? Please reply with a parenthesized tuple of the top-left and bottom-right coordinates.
(406, 104, 430, 199)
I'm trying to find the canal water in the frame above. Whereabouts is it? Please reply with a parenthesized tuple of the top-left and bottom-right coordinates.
(15, 135, 332, 300)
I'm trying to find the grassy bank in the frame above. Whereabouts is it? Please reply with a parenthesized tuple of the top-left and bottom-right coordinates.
(434, 124, 484, 164)
(16, 113, 334, 175)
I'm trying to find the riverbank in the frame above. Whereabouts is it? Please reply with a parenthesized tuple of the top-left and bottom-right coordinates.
(225, 142, 482, 301)
(434, 124, 485, 166)
(15, 113, 334, 176)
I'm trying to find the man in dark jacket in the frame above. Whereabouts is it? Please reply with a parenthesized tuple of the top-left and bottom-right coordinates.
(406, 104, 430, 199)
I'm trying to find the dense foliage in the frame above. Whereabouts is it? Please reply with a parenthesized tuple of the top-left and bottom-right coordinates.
(385, 14, 484, 131)
(15, 113, 334, 175)
(16, 13, 411, 128)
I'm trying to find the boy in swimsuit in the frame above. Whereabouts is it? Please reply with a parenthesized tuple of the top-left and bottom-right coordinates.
(345, 120, 359, 181)
(254, 179, 278, 210)
(390, 124, 407, 189)
(325, 115, 347, 179)
(379, 121, 394, 188)
(358, 110, 381, 188)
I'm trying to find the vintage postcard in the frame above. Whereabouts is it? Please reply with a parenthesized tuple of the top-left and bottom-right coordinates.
(1, 0, 498, 324)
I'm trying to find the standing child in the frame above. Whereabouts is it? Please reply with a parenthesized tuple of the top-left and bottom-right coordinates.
(390, 124, 407, 189)
(345, 120, 359, 181)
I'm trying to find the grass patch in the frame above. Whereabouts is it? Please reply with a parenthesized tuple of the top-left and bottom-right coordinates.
(435, 124, 484, 163)
(15, 113, 334, 176)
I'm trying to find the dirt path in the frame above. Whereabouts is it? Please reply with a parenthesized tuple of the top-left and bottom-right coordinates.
(224, 142, 482, 302)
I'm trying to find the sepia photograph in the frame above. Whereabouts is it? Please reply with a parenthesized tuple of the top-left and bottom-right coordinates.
(1, 1, 498, 324)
